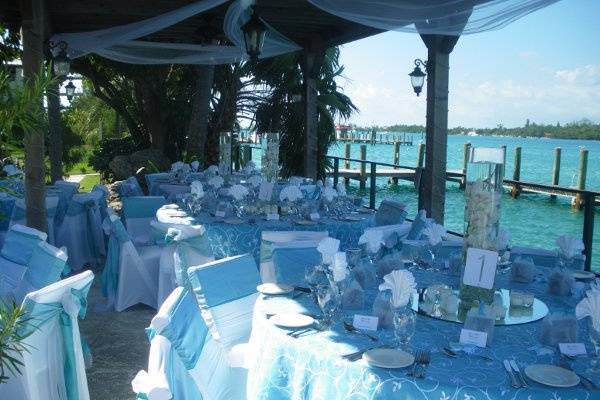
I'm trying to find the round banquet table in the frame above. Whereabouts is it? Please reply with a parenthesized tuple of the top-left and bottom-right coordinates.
(156, 208, 373, 261)
(246, 268, 598, 399)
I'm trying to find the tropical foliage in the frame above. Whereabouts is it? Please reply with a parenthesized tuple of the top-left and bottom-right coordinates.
(0, 301, 32, 384)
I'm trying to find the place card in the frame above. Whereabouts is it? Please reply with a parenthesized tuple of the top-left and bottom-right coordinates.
(459, 328, 487, 348)
(266, 213, 279, 221)
(462, 247, 498, 290)
(309, 212, 320, 221)
(215, 210, 226, 218)
(559, 343, 587, 357)
(258, 182, 274, 201)
(352, 314, 378, 331)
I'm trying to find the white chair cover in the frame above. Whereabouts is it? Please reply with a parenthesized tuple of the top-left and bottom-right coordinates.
(56, 192, 105, 271)
(0, 271, 94, 400)
(145, 173, 172, 196)
(10, 196, 60, 245)
(150, 220, 214, 307)
(102, 214, 160, 312)
(259, 231, 328, 283)
(121, 196, 167, 246)
(158, 184, 191, 202)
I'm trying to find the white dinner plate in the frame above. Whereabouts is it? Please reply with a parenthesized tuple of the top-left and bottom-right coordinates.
(524, 364, 580, 388)
(358, 208, 373, 214)
(270, 313, 315, 329)
(224, 217, 244, 225)
(572, 271, 596, 281)
(363, 348, 415, 369)
(344, 215, 364, 222)
(257, 283, 294, 296)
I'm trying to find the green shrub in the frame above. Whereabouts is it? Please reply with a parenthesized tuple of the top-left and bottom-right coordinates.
(89, 136, 138, 180)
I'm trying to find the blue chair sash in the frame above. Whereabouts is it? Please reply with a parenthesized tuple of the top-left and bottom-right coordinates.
(20, 281, 93, 400)
(122, 196, 167, 219)
(158, 227, 212, 288)
(66, 199, 103, 260)
(101, 217, 130, 301)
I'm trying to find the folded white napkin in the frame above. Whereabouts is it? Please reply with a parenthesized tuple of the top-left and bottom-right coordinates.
(279, 185, 303, 202)
(206, 165, 219, 175)
(191, 181, 204, 197)
(289, 176, 303, 186)
(556, 235, 584, 259)
(190, 160, 200, 172)
(422, 223, 446, 246)
(207, 176, 224, 189)
(317, 237, 340, 265)
(242, 161, 256, 174)
(576, 291, 600, 331)
(229, 184, 249, 201)
(248, 175, 263, 188)
(332, 252, 348, 282)
(358, 229, 385, 254)
(379, 269, 416, 308)
(336, 182, 346, 196)
(171, 161, 190, 173)
(587, 278, 600, 297)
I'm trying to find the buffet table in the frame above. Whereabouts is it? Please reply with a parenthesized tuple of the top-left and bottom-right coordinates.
(246, 268, 596, 399)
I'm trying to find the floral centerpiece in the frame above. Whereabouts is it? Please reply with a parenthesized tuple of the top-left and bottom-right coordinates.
(279, 184, 304, 216)
(170, 161, 190, 183)
(460, 147, 505, 306)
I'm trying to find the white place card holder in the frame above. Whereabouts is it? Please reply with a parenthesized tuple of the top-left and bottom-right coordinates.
(309, 212, 320, 221)
(266, 213, 279, 221)
(215, 210, 226, 218)
(258, 181, 274, 201)
(462, 247, 499, 290)
(352, 314, 378, 331)
(459, 328, 488, 348)
(559, 343, 587, 357)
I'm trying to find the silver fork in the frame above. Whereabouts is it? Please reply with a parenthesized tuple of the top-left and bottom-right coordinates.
(418, 350, 431, 378)
(408, 350, 423, 377)
(343, 321, 379, 342)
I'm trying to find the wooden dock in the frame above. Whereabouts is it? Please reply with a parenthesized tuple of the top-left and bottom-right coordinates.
(337, 131, 415, 146)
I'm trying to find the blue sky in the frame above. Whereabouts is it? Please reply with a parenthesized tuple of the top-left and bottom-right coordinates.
(337, 0, 600, 128)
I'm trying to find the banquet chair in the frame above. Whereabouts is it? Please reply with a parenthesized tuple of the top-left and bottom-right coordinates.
(92, 184, 109, 221)
(122, 196, 167, 246)
(158, 184, 191, 202)
(374, 200, 408, 226)
(0, 224, 47, 296)
(9, 241, 68, 303)
(119, 176, 144, 197)
(188, 254, 260, 352)
(510, 246, 585, 269)
(53, 180, 80, 198)
(10, 196, 60, 245)
(150, 220, 214, 307)
(56, 191, 106, 271)
(260, 230, 328, 283)
(145, 172, 172, 196)
(102, 214, 161, 311)
(0, 270, 94, 400)
(132, 287, 245, 400)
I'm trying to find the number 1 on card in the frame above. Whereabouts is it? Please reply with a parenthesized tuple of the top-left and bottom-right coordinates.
(462, 248, 498, 290)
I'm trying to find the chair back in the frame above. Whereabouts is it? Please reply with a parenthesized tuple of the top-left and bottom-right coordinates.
(119, 176, 144, 197)
(188, 254, 260, 350)
(54, 180, 80, 198)
(1, 224, 47, 265)
(122, 196, 166, 245)
(19, 270, 94, 400)
(271, 241, 322, 286)
(145, 173, 172, 196)
(260, 231, 328, 283)
(375, 200, 408, 226)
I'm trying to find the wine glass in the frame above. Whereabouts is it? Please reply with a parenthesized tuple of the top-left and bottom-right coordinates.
(392, 302, 416, 351)
(305, 265, 327, 303)
(316, 284, 338, 328)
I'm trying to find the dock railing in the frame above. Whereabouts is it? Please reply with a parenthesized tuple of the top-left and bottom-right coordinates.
(239, 145, 597, 271)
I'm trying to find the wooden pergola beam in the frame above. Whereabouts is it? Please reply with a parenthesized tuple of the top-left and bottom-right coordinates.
(301, 45, 325, 180)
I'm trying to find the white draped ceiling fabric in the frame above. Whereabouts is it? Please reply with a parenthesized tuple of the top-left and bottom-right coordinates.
(50, 0, 559, 65)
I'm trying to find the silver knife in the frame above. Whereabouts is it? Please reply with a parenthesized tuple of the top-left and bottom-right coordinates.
(503, 360, 521, 388)
(509, 360, 528, 388)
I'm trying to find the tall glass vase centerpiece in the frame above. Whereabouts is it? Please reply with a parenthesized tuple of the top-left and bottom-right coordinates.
(261, 132, 280, 182)
(219, 132, 232, 177)
(459, 146, 505, 307)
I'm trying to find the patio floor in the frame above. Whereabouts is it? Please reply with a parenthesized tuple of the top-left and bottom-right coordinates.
(80, 273, 155, 400)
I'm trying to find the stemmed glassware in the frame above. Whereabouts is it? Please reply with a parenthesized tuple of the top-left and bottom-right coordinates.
(316, 284, 339, 329)
(588, 319, 600, 373)
(392, 299, 416, 351)
(305, 265, 329, 303)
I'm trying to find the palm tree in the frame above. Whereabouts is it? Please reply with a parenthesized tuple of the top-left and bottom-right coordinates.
(253, 47, 357, 179)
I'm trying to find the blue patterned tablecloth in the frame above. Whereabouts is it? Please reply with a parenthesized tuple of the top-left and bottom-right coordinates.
(247, 268, 598, 399)
(161, 212, 373, 261)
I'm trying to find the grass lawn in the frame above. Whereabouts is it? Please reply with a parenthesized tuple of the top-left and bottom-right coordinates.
(78, 174, 101, 192)
(65, 160, 96, 175)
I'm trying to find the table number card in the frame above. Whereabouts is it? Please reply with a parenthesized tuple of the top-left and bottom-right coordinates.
(309, 212, 320, 221)
(459, 328, 487, 348)
(266, 213, 279, 221)
(215, 210, 226, 218)
(559, 343, 587, 357)
(462, 247, 499, 290)
(352, 314, 378, 331)
(258, 181, 274, 201)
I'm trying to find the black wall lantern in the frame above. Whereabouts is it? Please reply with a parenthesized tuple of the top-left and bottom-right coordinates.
(241, 6, 267, 61)
(65, 80, 76, 101)
(409, 59, 427, 96)
(50, 40, 70, 77)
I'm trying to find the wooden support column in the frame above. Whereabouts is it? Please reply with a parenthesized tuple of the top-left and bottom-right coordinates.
(460, 142, 471, 189)
(419, 34, 459, 224)
(186, 65, 215, 166)
(47, 75, 63, 183)
(550, 147, 561, 199)
(572, 147, 588, 210)
(21, 0, 48, 232)
(344, 143, 351, 185)
(511, 146, 522, 198)
(301, 48, 324, 180)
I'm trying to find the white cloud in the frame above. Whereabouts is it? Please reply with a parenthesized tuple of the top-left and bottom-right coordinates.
(555, 65, 600, 86)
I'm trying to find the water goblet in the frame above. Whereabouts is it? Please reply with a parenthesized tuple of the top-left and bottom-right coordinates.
(392, 302, 416, 351)
(346, 248, 362, 269)
(316, 284, 338, 328)
(588, 319, 600, 374)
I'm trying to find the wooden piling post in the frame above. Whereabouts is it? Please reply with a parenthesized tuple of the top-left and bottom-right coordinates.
(359, 144, 367, 190)
(460, 142, 471, 189)
(391, 141, 400, 184)
(344, 143, 351, 185)
(572, 147, 588, 210)
(550, 147, 561, 199)
(416, 142, 425, 168)
(511, 146, 522, 198)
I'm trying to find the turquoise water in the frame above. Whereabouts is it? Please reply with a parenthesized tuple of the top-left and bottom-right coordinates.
(328, 134, 600, 271)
